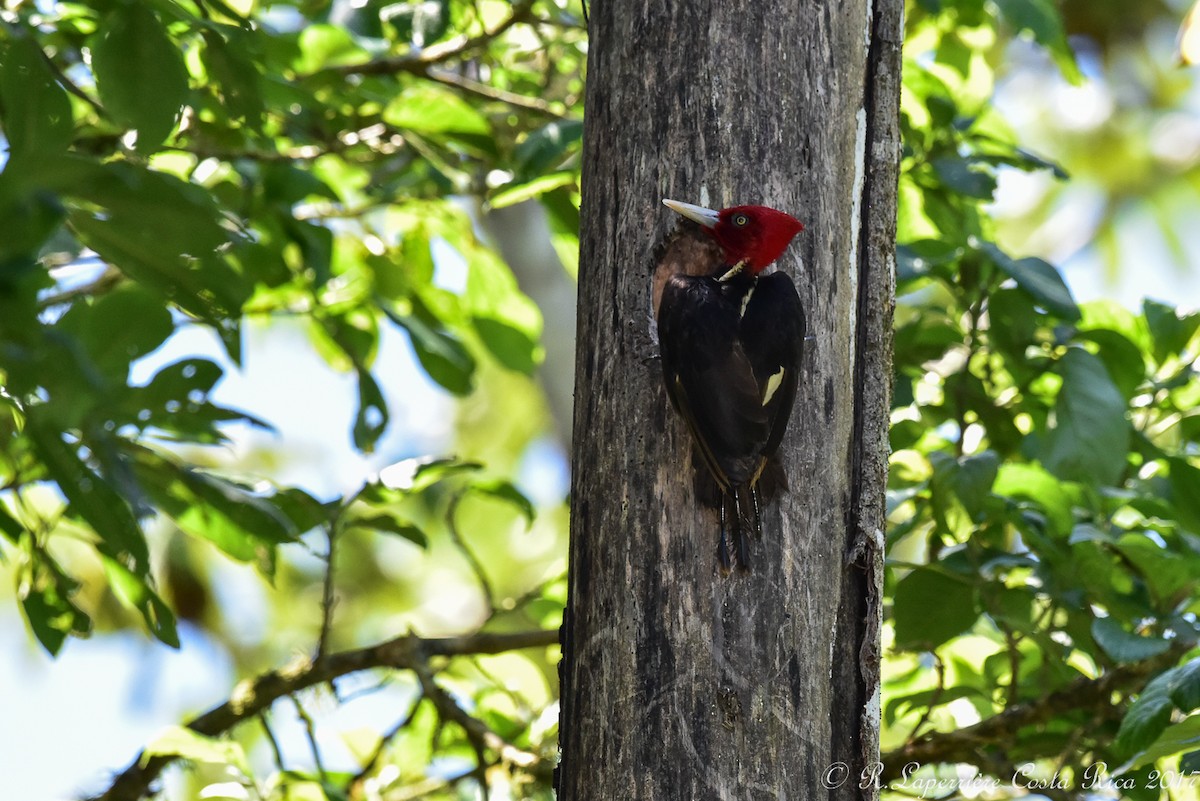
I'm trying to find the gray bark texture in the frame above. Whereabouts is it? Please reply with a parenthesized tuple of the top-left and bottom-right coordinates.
(558, 0, 901, 798)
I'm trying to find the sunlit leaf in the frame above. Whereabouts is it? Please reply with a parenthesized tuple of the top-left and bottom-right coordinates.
(992, 0, 1082, 83)
(470, 479, 536, 527)
(488, 172, 577, 210)
(1116, 662, 1200, 759)
(1092, 617, 1171, 663)
(353, 369, 389, 453)
(893, 567, 980, 650)
(91, 4, 190, 150)
(385, 85, 491, 136)
(18, 551, 91, 656)
(1040, 349, 1129, 486)
(0, 36, 73, 160)
(143, 725, 250, 774)
(102, 555, 180, 647)
(386, 303, 476, 395)
(984, 244, 1080, 321)
(25, 413, 149, 572)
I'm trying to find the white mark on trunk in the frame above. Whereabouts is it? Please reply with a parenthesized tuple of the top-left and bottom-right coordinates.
(847, 105, 868, 335)
(828, 615, 839, 681)
(700, 184, 711, 208)
(864, 684, 881, 730)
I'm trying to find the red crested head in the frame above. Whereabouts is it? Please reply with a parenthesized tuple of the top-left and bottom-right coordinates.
(663, 199, 804, 273)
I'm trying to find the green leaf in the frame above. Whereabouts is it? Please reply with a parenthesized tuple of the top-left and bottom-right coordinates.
(992, 0, 1081, 83)
(892, 567, 980, 650)
(472, 317, 543, 374)
(1168, 660, 1200, 712)
(1074, 329, 1146, 401)
(1092, 617, 1171, 663)
(488, 172, 577, 210)
(1115, 660, 1200, 765)
(933, 450, 999, 517)
(353, 370, 389, 453)
(25, 414, 149, 572)
(1112, 532, 1200, 606)
(932, 155, 996, 199)
(409, 457, 483, 491)
(91, 4, 190, 150)
(884, 685, 984, 725)
(1143, 299, 1200, 365)
(1116, 669, 1178, 757)
(1120, 715, 1200, 773)
(466, 252, 543, 374)
(470, 479, 536, 527)
(143, 725, 250, 774)
(295, 24, 368, 72)
(1039, 348, 1129, 487)
(386, 304, 476, 396)
(1168, 459, 1200, 536)
(385, 85, 490, 136)
(934, 31, 972, 76)
(18, 552, 91, 656)
(0, 502, 23, 543)
(102, 555, 179, 647)
(993, 462, 1075, 537)
(132, 450, 298, 573)
(0, 188, 66, 265)
(0, 36, 74, 160)
(67, 218, 238, 324)
(62, 285, 174, 381)
(342, 512, 428, 548)
(984, 244, 1081, 321)
(515, 120, 583, 176)
(201, 28, 265, 123)
(64, 163, 245, 324)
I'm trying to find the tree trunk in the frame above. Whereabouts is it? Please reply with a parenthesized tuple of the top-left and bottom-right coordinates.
(559, 0, 901, 798)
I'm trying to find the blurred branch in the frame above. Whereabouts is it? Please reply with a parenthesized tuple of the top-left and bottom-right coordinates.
(446, 494, 496, 613)
(37, 43, 107, 119)
(879, 647, 1185, 784)
(423, 69, 565, 117)
(259, 712, 286, 773)
(902, 653, 944, 743)
(412, 658, 540, 792)
(87, 628, 558, 801)
(37, 266, 124, 311)
(317, 526, 338, 659)
(318, 0, 537, 78)
(289, 695, 327, 781)
(347, 703, 421, 800)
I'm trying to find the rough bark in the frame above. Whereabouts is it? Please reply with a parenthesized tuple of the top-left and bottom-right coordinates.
(559, 0, 901, 798)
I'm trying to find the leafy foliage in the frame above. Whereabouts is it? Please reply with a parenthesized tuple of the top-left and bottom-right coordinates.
(1, 0, 576, 797)
(885, 0, 1200, 793)
(2, 0, 1199, 799)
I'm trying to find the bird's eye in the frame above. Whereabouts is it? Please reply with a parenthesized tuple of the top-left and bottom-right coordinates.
(733, 214, 749, 227)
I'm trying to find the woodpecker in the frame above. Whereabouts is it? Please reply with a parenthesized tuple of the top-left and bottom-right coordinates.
(655, 198, 806, 569)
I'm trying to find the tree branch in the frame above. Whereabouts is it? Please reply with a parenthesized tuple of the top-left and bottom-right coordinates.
(879, 648, 1185, 784)
(37, 266, 124, 311)
(316, 0, 537, 79)
(422, 69, 564, 116)
(87, 628, 558, 801)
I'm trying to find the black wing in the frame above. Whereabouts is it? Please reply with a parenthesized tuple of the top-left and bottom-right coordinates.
(658, 274, 770, 490)
(740, 271, 805, 460)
